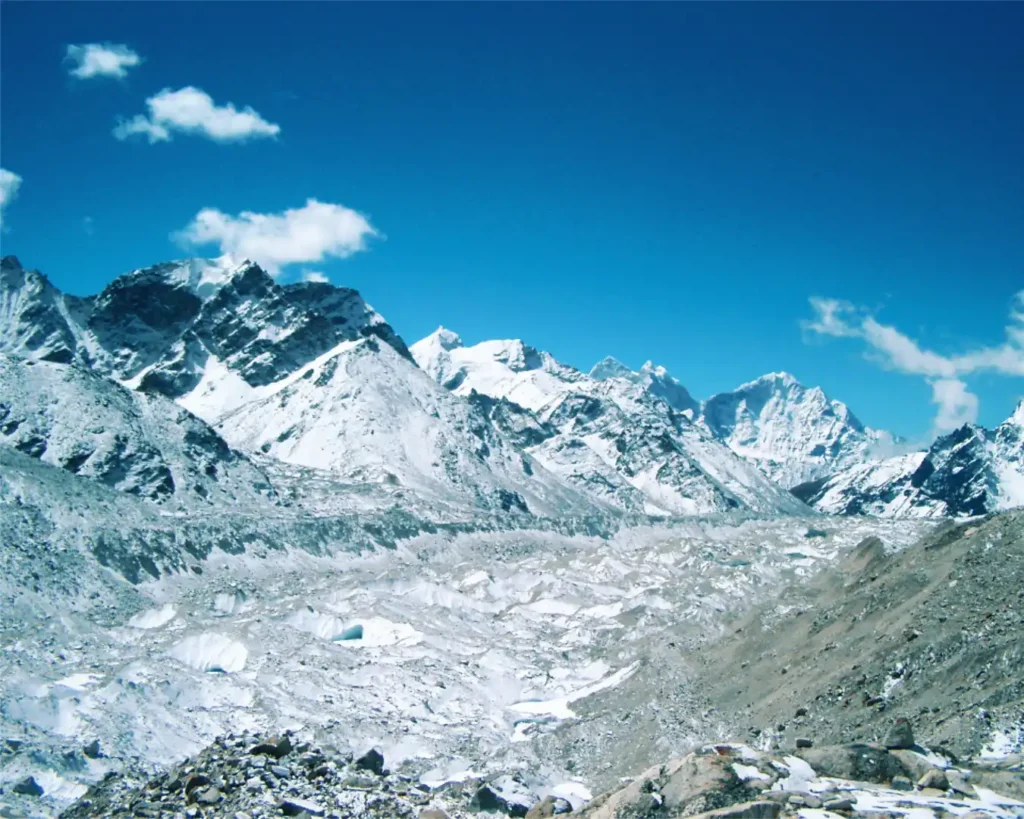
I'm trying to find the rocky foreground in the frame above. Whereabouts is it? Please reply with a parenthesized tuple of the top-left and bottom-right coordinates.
(5, 720, 1022, 819)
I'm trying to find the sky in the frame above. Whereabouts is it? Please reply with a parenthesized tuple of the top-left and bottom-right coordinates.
(1, 2, 1022, 442)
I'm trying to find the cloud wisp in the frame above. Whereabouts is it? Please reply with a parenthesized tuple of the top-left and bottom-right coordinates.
(175, 199, 378, 275)
(66, 43, 142, 80)
(114, 87, 280, 144)
(0, 168, 23, 228)
(804, 293, 1024, 434)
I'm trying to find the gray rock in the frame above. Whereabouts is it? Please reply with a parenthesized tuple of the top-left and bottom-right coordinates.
(13, 776, 44, 796)
(795, 738, 813, 749)
(195, 786, 222, 805)
(526, 795, 574, 817)
(891, 776, 913, 791)
(823, 797, 855, 812)
(250, 734, 293, 759)
(82, 739, 102, 759)
(918, 769, 949, 791)
(355, 747, 385, 776)
(280, 796, 326, 816)
(883, 718, 915, 750)
(697, 801, 782, 819)
(794, 744, 908, 785)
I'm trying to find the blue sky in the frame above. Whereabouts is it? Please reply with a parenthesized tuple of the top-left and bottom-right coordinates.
(1, 2, 1022, 442)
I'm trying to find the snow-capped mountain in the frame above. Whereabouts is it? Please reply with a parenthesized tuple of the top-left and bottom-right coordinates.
(793, 402, 1024, 517)
(0, 353, 275, 507)
(0, 254, 412, 402)
(700, 371, 896, 488)
(213, 335, 600, 516)
(411, 328, 806, 516)
(0, 258, 599, 517)
(590, 356, 700, 417)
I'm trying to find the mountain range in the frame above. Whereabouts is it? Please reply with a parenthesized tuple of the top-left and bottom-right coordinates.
(2, 254, 1021, 520)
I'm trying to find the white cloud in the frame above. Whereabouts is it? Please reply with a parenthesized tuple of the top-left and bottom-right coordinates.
(302, 270, 329, 283)
(175, 199, 378, 275)
(114, 87, 280, 143)
(930, 379, 980, 434)
(66, 43, 141, 79)
(804, 291, 1024, 434)
(0, 168, 22, 228)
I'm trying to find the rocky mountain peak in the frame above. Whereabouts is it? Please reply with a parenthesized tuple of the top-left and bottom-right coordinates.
(1007, 399, 1024, 428)
(429, 326, 464, 351)
(589, 356, 633, 381)
(1, 254, 24, 272)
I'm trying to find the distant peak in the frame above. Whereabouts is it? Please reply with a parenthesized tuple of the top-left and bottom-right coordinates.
(1008, 399, 1024, 427)
(1, 255, 22, 270)
(738, 371, 802, 391)
(639, 360, 672, 379)
(429, 326, 464, 351)
(589, 356, 634, 381)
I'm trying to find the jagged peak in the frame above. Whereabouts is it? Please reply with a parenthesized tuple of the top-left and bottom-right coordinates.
(748, 370, 801, 389)
(111, 255, 266, 301)
(1007, 399, 1024, 428)
(639, 360, 679, 381)
(589, 356, 634, 381)
(429, 326, 464, 351)
(1, 255, 23, 271)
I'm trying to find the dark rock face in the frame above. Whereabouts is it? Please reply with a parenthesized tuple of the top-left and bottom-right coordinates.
(13, 775, 45, 796)
(0, 355, 275, 507)
(794, 416, 1020, 518)
(0, 256, 413, 401)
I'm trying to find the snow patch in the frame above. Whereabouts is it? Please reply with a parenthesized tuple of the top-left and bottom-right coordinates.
(508, 661, 640, 720)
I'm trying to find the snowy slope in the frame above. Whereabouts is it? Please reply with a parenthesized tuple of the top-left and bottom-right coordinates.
(701, 372, 896, 488)
(0, 353, 276, 507)
(215, 336, 602, 516)
(793, 402, 1024, 518)
(411, 328, 806, 516)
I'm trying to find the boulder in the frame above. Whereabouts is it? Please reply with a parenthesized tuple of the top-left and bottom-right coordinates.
(473, 776, 536, 817)
(280, 797, 326, 817)
(693, 801, 782, 819)
(883, 718, 915, 750)
(793, 744, 909, 785)
(891, 776, 913, 791)
(918, 769, 949, 791)
(888, 749, 946, 782)
(355, 747, 385, 776)
(526, 796, 573, 817)
(577, 752, 761, 819)
(13, 776, 44, 797)
(249, 734, 293, 759)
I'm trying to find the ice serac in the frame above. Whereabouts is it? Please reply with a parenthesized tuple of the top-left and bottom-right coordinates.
(794, 403, 1024, 518)
(412, 330, 806, 516)
(701, 371, 894, 488)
